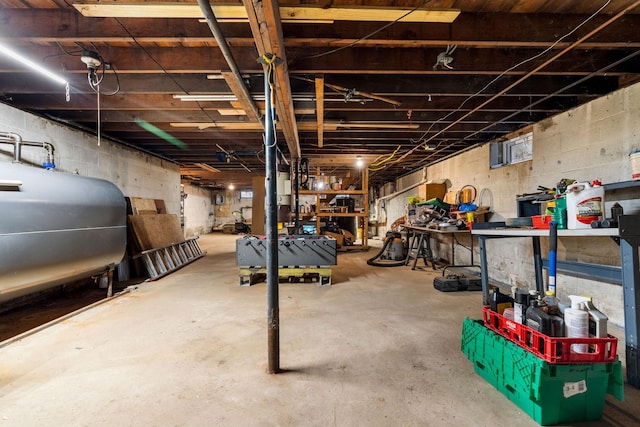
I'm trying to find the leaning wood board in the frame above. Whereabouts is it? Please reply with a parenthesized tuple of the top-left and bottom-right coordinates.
(130, 197, 158, 215)
(128, 214, 185, 251)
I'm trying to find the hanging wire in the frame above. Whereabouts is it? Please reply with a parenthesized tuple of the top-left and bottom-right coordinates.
(262, 54, 279, 149)
(97, 85, 101, 147)
(408, 0, 613, 151)
(302, 0, 429, 59)
(368, 145, 402, 171)
(368, 0, 614, 175)
(111, 17, 218, 125)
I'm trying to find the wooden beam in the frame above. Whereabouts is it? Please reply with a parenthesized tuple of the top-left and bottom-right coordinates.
(315, 75, 324, 148)
(73, 2, 460, 23)
(243, 0, 300, 158)
(221, 72, 260, 122)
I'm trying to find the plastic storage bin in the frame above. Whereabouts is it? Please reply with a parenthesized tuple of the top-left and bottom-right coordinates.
(461, 318, 624, 425)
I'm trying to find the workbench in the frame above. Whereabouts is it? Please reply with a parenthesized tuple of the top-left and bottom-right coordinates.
(472, 215, 640, 388)
(403, 225, 474, 270)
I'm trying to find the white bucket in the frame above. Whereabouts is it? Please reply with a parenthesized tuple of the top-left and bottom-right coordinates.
(631, 150, 640, 181)
(565, 182, 604, 229)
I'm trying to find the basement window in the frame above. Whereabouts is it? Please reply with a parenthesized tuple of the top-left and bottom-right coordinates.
(240, 190, 253, 199)
(490, 131, 533, 169)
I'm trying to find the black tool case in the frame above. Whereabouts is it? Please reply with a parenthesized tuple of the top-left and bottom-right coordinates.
(433, 265, 482, 292)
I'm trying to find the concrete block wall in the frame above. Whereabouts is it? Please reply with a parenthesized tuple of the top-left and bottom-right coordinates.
(377, 81, 640, 328)
(0, 103, 181, 214)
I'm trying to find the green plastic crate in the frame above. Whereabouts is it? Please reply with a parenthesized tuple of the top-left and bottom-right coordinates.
(461, 318, 624, 425)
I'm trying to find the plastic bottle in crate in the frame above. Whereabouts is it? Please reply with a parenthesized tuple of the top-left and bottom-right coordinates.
(513, 289, 529, 324)
(526, 300, 553, 336)
(565, 295, 590, 353)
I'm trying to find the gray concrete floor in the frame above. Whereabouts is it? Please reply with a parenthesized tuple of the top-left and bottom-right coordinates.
(0, 233, 638, 426)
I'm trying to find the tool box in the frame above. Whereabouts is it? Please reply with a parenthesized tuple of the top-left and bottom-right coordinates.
(433, 265, 482, 292)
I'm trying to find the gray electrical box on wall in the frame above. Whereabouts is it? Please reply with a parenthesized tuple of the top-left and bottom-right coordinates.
(215, 193, 225, 205)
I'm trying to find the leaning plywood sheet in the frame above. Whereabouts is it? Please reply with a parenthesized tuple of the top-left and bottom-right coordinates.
(128, 214, 185, 251)
(130, 197, 159, 215)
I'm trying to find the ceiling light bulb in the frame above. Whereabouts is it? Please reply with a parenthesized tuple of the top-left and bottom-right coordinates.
(228, 184, 235, 190)
(80, 50, 102, 69)
(356, 156, 365, 169)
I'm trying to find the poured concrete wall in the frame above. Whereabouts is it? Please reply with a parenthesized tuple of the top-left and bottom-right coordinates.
(380, 82, 640, 327)
(0, 103, 181, 214)
(183, 184, 215, 238)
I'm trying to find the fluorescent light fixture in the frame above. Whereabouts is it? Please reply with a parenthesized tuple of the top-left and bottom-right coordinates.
(174, 94, 312, 102)
(195, 163, 221, 173)
(207, 74, 251, 80)
(174, 93, 369, 104)
(173, 94, 238, 102)
(0, 43, 68, 85)
(336, 123, 420, 129)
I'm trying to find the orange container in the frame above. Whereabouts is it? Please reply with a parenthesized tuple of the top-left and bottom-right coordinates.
(531, 214, 552, 229)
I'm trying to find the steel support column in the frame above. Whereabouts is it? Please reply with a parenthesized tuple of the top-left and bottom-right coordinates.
(261, 54, 279, 374)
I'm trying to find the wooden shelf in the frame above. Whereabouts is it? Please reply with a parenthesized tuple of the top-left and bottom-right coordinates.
(297, 168, 369, 248)
(316, 212, 368, 217)
(299, 189, 364, 196)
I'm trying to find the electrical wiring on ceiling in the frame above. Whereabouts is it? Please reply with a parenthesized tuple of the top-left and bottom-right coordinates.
(301, 0, 429, 60)
(368, 145, 402, 171)
(370, 0, 615, 173)
(406, 47, 640, 171)
(409, 0, 611, 150)
(111, 17, 218, 126)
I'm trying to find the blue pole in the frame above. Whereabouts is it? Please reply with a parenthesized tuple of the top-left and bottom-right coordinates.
(548, 221, 558, 295)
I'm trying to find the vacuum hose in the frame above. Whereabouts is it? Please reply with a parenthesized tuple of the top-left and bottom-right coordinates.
(367, 231, 406, 267)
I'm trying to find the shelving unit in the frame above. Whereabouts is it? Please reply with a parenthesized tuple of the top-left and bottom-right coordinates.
(471, 216, 640, 388)
(297, 167, 369, 250)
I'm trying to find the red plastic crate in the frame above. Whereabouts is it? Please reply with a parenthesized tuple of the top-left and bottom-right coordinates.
(482, 306, 617, 364)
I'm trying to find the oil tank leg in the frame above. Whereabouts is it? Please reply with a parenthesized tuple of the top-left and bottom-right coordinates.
(106, 271, 113, 297)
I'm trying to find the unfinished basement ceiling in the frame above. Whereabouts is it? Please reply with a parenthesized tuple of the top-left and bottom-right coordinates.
(0, 0, 639, 189)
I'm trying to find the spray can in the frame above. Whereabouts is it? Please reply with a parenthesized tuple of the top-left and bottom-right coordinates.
(565, 181, 604, 229)
(565, 295, 590, 353)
